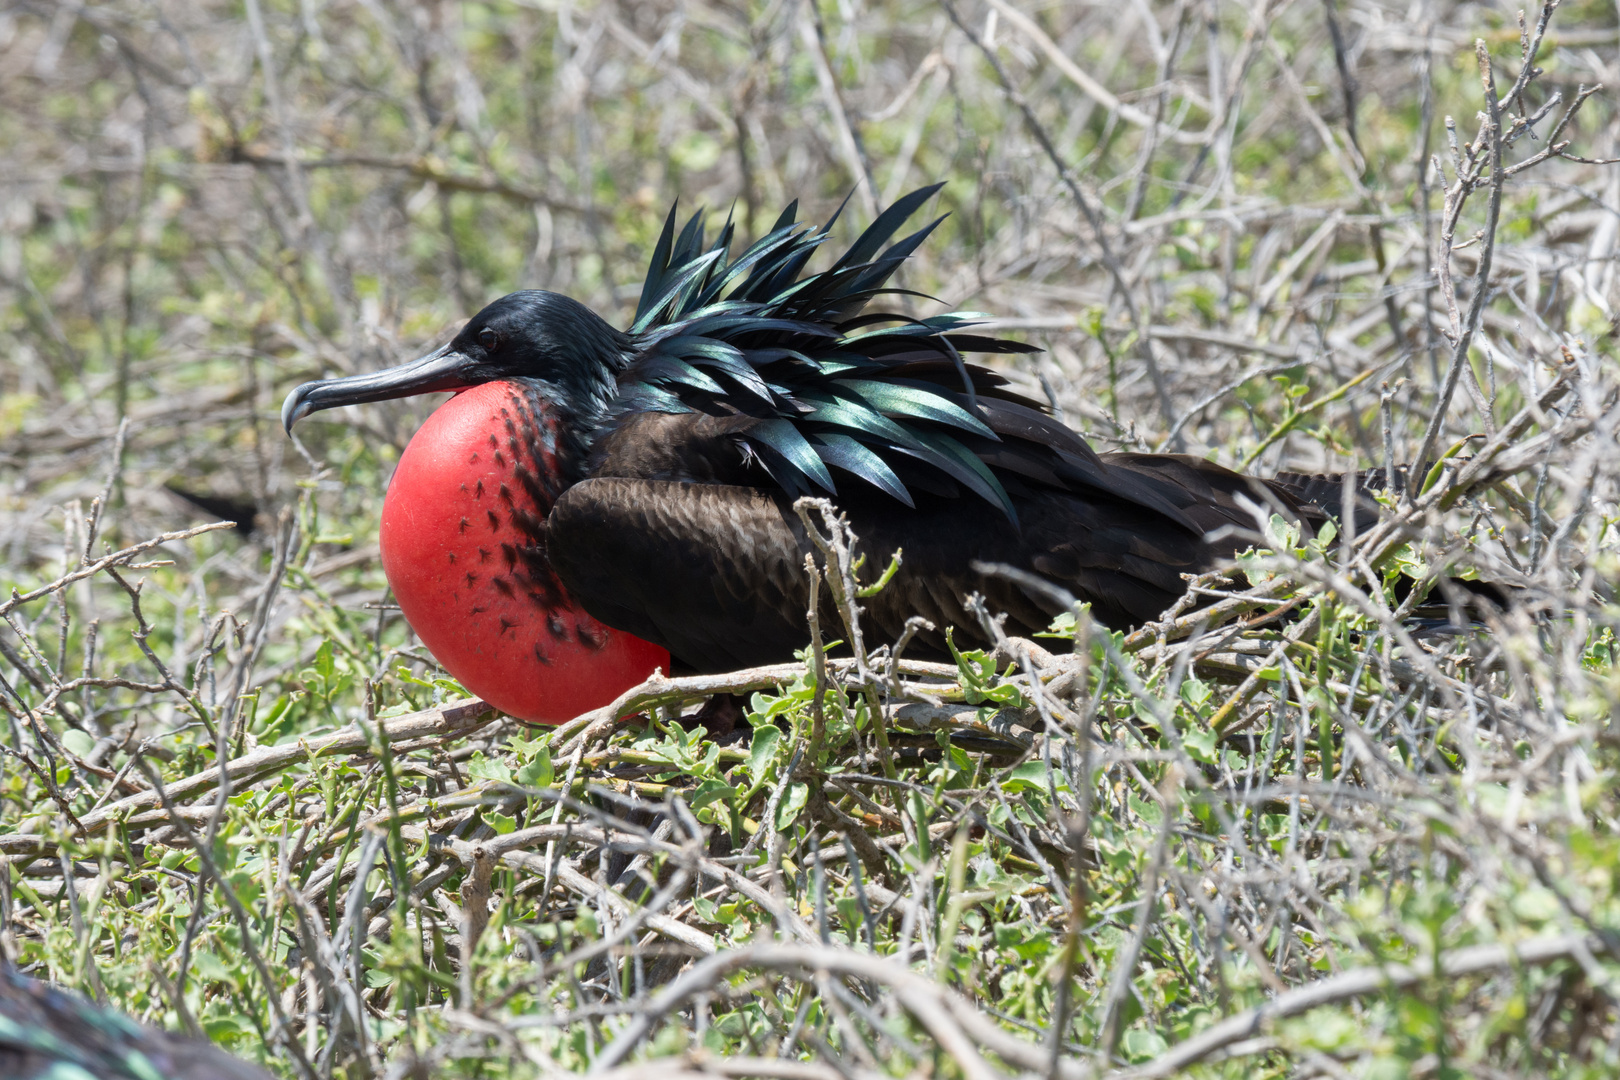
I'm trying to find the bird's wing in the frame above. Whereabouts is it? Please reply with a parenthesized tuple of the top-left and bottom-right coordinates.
(547, 479, 813, 673)
(1101, 452, 1326, 533)
(546, 476, 1055, 672)
(547, 460, 1297, 671)
(1268, 465, 1408, 525)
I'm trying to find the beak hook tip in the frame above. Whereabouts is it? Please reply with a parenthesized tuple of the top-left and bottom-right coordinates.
(281, 385, 314, 434)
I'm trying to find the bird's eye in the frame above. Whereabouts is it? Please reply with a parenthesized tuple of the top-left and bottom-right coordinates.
(477, 327, 499, 350)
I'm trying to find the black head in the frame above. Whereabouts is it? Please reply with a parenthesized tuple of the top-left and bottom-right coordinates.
(281, 291, 632, 432)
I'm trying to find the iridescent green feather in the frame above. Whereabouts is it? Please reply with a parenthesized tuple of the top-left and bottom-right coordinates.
(619, 185, 1037, 519)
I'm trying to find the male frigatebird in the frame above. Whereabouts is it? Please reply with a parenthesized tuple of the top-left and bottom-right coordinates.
(281, 186, 1392, 723)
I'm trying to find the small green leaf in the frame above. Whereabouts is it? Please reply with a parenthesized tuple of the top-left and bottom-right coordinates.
(690, 779, 738, 811)
(1002, 761, 1051, 794)
(60, 729, 95, 758)
(775, 781, 809, 829)
(1121, 1028, 1168, 1062)
(1182, 726, 1218, 764)
(466, 752, 513, 784)
(1510, 886, 1560, 923)
(1037, 610, 1077, 638)
(191, 951, 236, 986)
(507, 734, 549, 760)
(202, 1015, 254, 1039)
(517, 748, 553, 788)
(1129, 793, 1163, 827)
(749, 726, 782, 785)
(910, 790, 932, 862)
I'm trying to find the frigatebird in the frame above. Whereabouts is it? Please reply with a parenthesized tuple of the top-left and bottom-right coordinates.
(0, 966, 274, 1080)
(280, 186, 1427, 723)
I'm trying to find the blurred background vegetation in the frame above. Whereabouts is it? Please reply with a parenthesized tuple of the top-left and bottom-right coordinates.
(2, 0, 1620, 1076)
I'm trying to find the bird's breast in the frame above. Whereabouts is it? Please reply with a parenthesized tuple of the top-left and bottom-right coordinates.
(379, 380, 668, 724)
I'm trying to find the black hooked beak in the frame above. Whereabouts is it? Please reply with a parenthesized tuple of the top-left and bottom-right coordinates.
(281, 344, 477, 433)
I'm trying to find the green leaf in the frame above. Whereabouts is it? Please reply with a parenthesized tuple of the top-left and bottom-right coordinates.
(466, 752, 513, 784)
(487, 811, 518, 835)
(228, 870, 262, 907)
(749, 726, 782, 786)
(1121, 1028, 1168, 1062)
(775, 781, 809, 829)
(1002, 761, 1051, 794)
(1038, 610, 1077, 638)
(202, 1015, 254, 1039)
(1510, 886, 1560, 923)
(516, 748, 553, 788)
(690, 779, 737, 811)
(1182, 726, 1218, 765)
(909, 790, 932, 862)
(1129, 793, 1163, 827)
(191, 951, 237, 987)
(60, 729, 95, 758)
(1285, 1008, 1361, 1051)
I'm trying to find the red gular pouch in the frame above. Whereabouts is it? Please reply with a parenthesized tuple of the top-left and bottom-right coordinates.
(379, 380, 669, 724)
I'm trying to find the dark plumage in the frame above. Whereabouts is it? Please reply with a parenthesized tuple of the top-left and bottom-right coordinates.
(282, 186, 1496, 674)
(164, 483, 263, 540)
(0, 967, 273, 1080)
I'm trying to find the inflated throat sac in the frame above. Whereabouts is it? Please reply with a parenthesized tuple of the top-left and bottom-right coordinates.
(379, 380, 669, 724)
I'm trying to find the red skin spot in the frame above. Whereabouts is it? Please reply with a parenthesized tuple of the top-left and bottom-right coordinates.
(380, 380, 669, 725)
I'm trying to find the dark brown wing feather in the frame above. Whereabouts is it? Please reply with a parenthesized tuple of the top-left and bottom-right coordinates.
(548, 412, 1325, 671)
(1267, 465, 1424, 531)
(549, 479, 811, 673)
